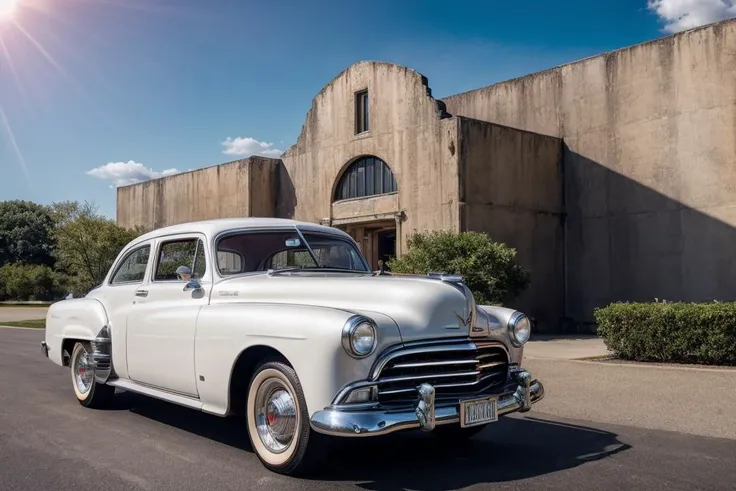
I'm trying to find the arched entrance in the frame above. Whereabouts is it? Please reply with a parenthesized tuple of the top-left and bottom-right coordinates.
(331, 156, 400, 270)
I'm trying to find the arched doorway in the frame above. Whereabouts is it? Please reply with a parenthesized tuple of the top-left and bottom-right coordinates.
(332, 156, 399, 270)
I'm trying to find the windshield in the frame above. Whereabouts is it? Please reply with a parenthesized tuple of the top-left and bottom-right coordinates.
(214, 228, 370, 276)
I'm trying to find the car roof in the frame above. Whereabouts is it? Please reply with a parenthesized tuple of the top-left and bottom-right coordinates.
(129, 217, 351, 246)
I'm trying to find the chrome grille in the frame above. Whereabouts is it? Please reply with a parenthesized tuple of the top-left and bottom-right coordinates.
(374, 340, 509, 406)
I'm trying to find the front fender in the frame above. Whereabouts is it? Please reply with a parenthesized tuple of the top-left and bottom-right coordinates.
(193, 303, 402, 416)
(45, 298, 109, 367)
(477, 305, 524, 364)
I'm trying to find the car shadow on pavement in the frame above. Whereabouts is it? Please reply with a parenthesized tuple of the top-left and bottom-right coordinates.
(314, 416, 631, 489)
(111, 390, 630, 488)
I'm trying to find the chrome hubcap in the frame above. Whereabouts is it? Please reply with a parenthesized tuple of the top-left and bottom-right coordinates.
(73, 346, 94, 394)
(254, 378, 297, 453)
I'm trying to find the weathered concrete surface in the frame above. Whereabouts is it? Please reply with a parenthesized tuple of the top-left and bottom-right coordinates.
(331, 193, 400, 223)
(279, 61, 460, 256)
(442, 19, 736, 325)
(116, 157, 280, 230)
(0, 307, 48, 323)
(524, 356, 736, 440)
(524, 334, 612, 360)
(4, 327, 736, 490)
(459, 117, 563, 331)
(116, 21, 736, 331)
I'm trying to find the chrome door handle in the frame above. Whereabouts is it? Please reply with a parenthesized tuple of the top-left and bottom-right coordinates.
(134, 289, 149, 297)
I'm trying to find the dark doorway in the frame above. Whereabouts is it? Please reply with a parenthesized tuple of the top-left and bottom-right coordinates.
(376, 229, 396, 271)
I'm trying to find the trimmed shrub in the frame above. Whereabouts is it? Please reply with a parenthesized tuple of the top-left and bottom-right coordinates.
(0, 263, 67, 301)
(594, 301, 736, 366)
(387, 230, 530, 306)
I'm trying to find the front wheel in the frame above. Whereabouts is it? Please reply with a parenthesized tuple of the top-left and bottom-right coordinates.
(245, 360, 328, 475)
(70, 341, 114, 409)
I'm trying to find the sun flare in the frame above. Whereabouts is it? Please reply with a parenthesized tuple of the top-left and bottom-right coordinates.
(0, 0, 18, 19)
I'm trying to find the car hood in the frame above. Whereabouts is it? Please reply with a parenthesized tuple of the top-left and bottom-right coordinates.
(210, 272, 480, 342)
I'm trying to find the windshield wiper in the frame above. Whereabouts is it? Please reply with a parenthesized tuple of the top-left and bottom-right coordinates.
(295, 227, 321, 267)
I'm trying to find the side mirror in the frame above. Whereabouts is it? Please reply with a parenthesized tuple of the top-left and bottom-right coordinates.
(183, 279, 202, 291)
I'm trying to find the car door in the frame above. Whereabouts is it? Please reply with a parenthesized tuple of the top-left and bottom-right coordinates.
(94, 240, 154, 381)
(125, 233, 212, 397)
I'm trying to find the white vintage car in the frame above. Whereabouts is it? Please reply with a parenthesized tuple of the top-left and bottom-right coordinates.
(41, 218, 545, 475)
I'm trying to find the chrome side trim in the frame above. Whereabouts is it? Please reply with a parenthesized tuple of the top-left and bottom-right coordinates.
(108, 378, 203, 410)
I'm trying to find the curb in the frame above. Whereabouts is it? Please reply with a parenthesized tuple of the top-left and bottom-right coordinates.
(524, 355, 736, 373)
(0, 325, 46, 331)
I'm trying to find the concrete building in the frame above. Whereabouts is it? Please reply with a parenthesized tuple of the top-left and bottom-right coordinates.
(117, 18, 736, 332)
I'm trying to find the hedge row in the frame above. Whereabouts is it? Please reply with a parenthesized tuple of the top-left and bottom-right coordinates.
(594, 301, 736, 366)
(0, 263, 67, 301)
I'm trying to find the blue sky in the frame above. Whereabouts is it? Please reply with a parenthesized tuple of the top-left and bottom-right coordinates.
(0, 0, 733, 218)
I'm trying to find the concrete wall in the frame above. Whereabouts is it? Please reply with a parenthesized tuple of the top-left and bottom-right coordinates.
(279, 61, 461, 255)
(458, 117, 563, 331)
(116, 157, 280, 230)
(443, 19, 736, 326)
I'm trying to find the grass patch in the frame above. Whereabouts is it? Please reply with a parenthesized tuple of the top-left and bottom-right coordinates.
(0, 302, 53, 307)
(1, 319, 46, 328)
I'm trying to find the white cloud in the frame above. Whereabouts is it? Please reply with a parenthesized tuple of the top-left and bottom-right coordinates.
(221, 137, 282, 157)
(87, 160, 180, 187)
(648, 0, 736, 33)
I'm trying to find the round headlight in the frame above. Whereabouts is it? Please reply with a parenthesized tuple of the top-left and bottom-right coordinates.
(508, 312, 531, 347)
(342, 316, 377, 358)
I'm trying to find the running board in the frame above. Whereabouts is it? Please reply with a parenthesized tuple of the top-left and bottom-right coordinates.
(108, 379, 203, 411)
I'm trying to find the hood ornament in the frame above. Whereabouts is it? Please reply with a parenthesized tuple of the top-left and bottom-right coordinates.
(452, 311, 472, 329)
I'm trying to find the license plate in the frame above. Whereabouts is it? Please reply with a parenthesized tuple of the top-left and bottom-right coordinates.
(460, 396, 498, 427)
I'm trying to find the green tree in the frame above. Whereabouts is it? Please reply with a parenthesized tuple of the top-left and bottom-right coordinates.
(387, 230, 530, 305)
(50, 201, 147, 296)
(0, 200, 56, 267)
(0, 263, 66, 301)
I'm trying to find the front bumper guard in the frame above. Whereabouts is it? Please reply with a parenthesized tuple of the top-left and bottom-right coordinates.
(310, 368, 544, 437)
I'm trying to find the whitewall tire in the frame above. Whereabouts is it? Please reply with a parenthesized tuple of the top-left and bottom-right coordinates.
(70, 341, 114, 409)
(245, 360, 327, 475)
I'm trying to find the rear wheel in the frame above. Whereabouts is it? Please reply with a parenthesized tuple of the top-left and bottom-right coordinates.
(245, 360, 328, 475)
(70, 341, 114, 409)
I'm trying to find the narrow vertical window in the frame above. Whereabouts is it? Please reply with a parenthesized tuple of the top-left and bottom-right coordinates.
(355, 89, 369, 134)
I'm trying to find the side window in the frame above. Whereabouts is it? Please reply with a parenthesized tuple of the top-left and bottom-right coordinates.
(154, 238, 207, 281)
(110, 245, 151, 285)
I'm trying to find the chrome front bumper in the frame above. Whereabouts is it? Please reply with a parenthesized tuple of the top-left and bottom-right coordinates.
(310, 368, 544, 437)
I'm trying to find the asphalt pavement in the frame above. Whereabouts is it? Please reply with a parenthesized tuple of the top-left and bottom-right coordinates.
(2, 327, 735, 491)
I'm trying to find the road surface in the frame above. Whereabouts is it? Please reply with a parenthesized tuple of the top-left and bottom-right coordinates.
(1, 327, 734, 490)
